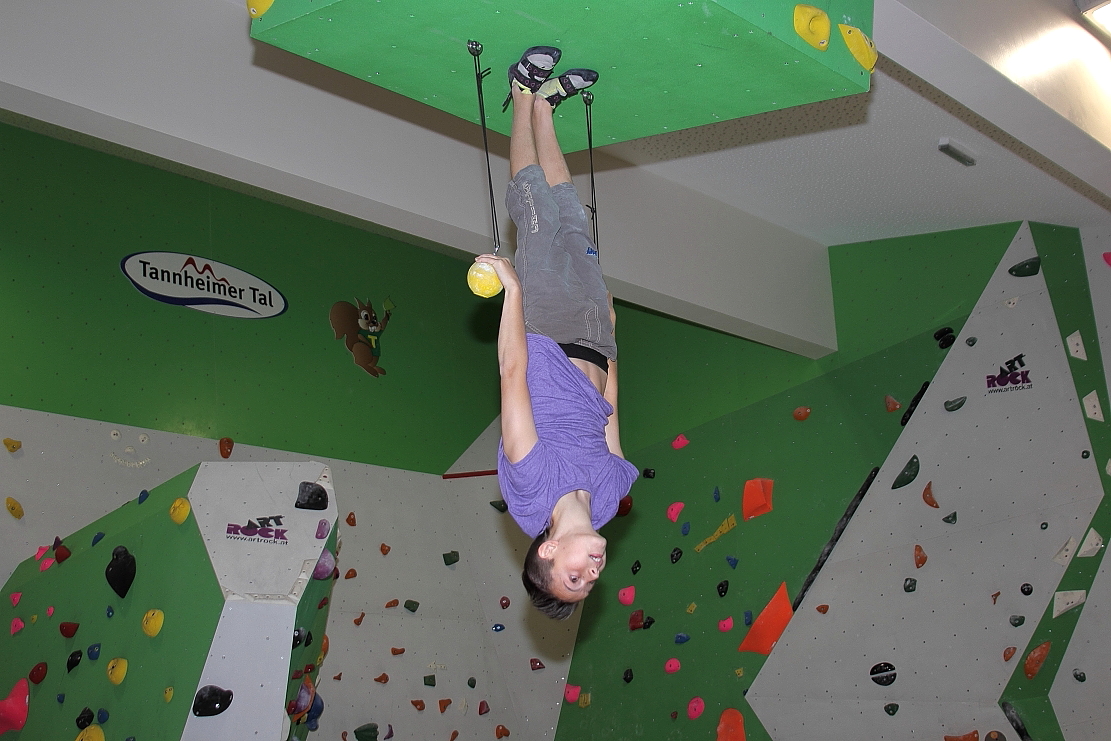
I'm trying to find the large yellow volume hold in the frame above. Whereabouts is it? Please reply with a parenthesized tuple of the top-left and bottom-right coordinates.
(839, 24, 878, 72)
(467, 262, 503, 298)
(246, 0, 274, 18)
(793, 5, 831, 51)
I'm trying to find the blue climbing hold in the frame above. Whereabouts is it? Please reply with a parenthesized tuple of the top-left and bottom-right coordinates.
(492, 624, 505, 632)
(57, 694, 65, 704)
(97, 708, 109, 724)
(744, 610, 753, 626)
(106, 606, 114, 618)
(137, 489, 149, 504)
(87, 643, 101, 660)
(726, 556, 738, 569)
(681, 522, 690, 536)
(91, 532, 104, 547)
(713, 487, 720, 502)
(675, 633, 690, 644)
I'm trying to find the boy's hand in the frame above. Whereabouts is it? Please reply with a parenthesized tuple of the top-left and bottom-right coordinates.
(475, 254, 521, 293)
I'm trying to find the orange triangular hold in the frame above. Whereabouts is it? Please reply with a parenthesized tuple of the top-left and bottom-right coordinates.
(716, 707, 746, 741)
(922, 481, 939, 508)
(737, 582, 793, 655)
(742, 478, 774, 521)
(885, 395, 902, 412)
(1024, 641, 1051, 679)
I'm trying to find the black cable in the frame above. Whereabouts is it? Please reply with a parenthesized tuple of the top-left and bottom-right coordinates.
(468, 40, 501, 255)
(582, 90, 599, 250)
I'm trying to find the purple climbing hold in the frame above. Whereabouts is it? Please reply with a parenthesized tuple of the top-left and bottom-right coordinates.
(312, 549, 335, 580)
(315, 520, 331, 539)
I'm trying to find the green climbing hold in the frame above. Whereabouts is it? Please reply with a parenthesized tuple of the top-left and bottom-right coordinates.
(489, 500, 508, 513)
(884, 703, 899, 716)
(354, 722, 379, 741)
(1008, 256, 1041, 277)
(423, 674, 436, 687)
(944, 397, 967, 412)
(1010, 615, 1025, 627)
(404, 600, 419, 613)
(892, 455, 920, 489)
(943, 511, 957, 524)
(442, 550, 460, 566)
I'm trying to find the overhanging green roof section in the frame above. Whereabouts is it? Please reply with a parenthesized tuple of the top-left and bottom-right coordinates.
(249, 0, 874, 151)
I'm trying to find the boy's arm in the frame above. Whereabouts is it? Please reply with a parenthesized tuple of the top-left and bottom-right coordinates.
(603, 359, 625, 459)
(477, 255, 538, 463)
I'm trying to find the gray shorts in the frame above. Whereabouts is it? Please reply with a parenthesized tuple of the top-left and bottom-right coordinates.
(505, 164, 616, 360)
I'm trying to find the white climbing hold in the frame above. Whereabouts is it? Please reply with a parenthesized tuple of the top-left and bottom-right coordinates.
(1078, 528, 1104, 558)
(1053, 589, 1086, 618)
(1004, 297, 1019, 309)
(1066, 331, 1087, 361)
(1053, 536, 1078, 566)
(1082, 391, 1104, 422)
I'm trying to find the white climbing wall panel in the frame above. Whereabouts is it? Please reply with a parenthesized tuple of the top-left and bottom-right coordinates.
(747, 223, 1106, 739)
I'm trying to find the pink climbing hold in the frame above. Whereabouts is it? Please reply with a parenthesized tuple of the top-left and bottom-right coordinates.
(672, 434, 690, 450)
(8, 593, 19, 608)
(34, 546, 48, 561)
(718, 616, 734, 632)
(664, 658, 681, 674)
(38, 558, 54, 572)
(688, 697, 705, 720)
(10, 618, 24, 636)
(0, 678, 29, 734)
(564, 684, 581, 703)
(46, 607, 54, 617)
(666, 502, 685, 523)
(617, 586, 636, 606)
(1103, 252, 1111, 268)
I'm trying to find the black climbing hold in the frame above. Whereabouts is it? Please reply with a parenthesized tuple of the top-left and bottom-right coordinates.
(933, 327, 954, 341)
(1008, 257, 1041, 277)
(622, 668, 633, 683)
(944, 397, 967, 412)
(670, 547, 683, 564)
(423, 674, 436, 687)
(192, 685, 234, 717)
(900, 381, 929, 426)
(105, 545, 136, 599)
(1001, 701, 1033, 741)
(293, 627, 305, 649)
(717, 580, 729, 597)
(1020, 583, 1033, 596)
(1010, 615, 1025, 627)
(869, 662, 897, 686)
(489, 499, 508, 512)
(939, 334, 956, 349)
(67, 650, 82, 672)
(884, 703, 899, 716)
(903, 578, 917, 593)
(943, 511, 957, 524)
(468, 677, 477, 688)
(1040, 522, 1048, 530)
(643, 616, 655, 630)
(891, 455, 920, 489)
(642, 468, 655, 479)
(305, 631, 313, 647)
(631, 560, 641, 575)
(966, 337, 977, 346)
(76, 706, 94, 730)
(1073, 669, 1086, 682)
(1082, 450, 1091, 459)
(295, 481, 328, 510)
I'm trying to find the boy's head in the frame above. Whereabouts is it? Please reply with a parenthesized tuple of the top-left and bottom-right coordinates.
(522, 528, 608, 620)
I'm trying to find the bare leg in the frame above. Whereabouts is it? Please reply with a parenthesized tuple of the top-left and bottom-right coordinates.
(509, 87, 538, 178)
(532, 95, 572, 187)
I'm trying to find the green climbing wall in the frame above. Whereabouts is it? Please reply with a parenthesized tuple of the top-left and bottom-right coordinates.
(248, 0, 874, 152)
(555, 223, 1018, 740)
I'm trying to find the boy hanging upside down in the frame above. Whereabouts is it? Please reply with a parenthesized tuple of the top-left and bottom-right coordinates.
(475, 47, 638, 620)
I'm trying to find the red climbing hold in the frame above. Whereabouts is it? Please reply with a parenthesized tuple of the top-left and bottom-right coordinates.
(333, 673, 342, 681)
(495, 725, 511, 738)
(737, 582, 793, 655)
(914, 545, 927, 569)
(530, 658, 545, 671)
(353, 612, 365, 626)
(346, 512, 357, 526)
(374, 673, 388, 684)
(450, 731, 459, 741)
(922, 481, 939, 508)
(384, 599, 399, 608)
(885, 395, 902, 412)
(0, 678, 29, 734)
(479, 700, 490, 715)
(28, 662, 47, 685)
(629, 610, 644, 631)
(291, 669, 303, 680)
(500, 596, 510, 610)
(991, 591, 1001, 605)
(59, 622, 79, 638)
(380, 543, 391, 555)
(391, 647, 405, 655)
(792, 406, 811, 421)
(1003, 647, 1016, 662)
(688, 697, 705, 720)
(671, 711, 679, 720)
(318, 597, 329, 609)
(438, 698, 451, 713)
(1024, 641, 1051, 679)
(742, 479, 774, 521)
(219, 437, 234, 458)
(411, 700, 425, 711)
(815, 604, 829, 614)
(943, 733, 979, 741)
(344, 569, 357, 579)
(617, 494, 633, 516)
(672, 434, 690, 449)
(54, 545, 72, 563)
(716, 707, 746, 741)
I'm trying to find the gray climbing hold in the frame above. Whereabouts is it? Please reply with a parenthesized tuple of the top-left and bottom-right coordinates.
(884, 703, 899, 716)
(943, 511, 957, 524)
(944, 397, 967, 412)
(892, 455, 920, 489)
(1008, 257, 1041, 277)
(903, 578, 917, 593)
(1010, 615, 1025, 627)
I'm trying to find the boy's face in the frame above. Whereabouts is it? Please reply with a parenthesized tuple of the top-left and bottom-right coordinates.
(544, 531, 608, 602)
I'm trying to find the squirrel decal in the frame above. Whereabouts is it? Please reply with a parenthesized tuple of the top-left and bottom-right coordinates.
(329, 298, 392, 377)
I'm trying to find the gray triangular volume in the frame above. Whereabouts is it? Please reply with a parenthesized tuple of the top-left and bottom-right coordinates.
(1078, 527, 1103, 558)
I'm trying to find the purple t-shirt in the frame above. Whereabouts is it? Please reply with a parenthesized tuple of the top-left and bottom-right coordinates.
(498, 334, 639, 538)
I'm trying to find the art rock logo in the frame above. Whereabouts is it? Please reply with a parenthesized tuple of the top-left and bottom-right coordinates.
(121, 252, 287, 319)
(226, 515, 289, 545)
(986, 353, 1033, 393)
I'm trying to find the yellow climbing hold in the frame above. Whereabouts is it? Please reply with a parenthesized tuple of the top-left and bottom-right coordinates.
(467, 262, 503, 298)
(246, 0, 274, 18)
(106, 657, 128, 685)
(577, 691, 591, 708)
(793, 5, 831, 51)
(839, 24, 878, 72)
(695, 513, 737, 552)
(5, 497, 23, 520)
(734, 667, 744, 677)
(142, 609, 165, 638)
(75, 725, 106, 741)
(686, 602, 697, 614)
(2, 438, 21, 453)
(169, 497, 191, 525)
(164, 687, 174, 703)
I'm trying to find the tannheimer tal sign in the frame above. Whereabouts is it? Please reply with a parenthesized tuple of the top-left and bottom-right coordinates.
(121, 252, 287, 319)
